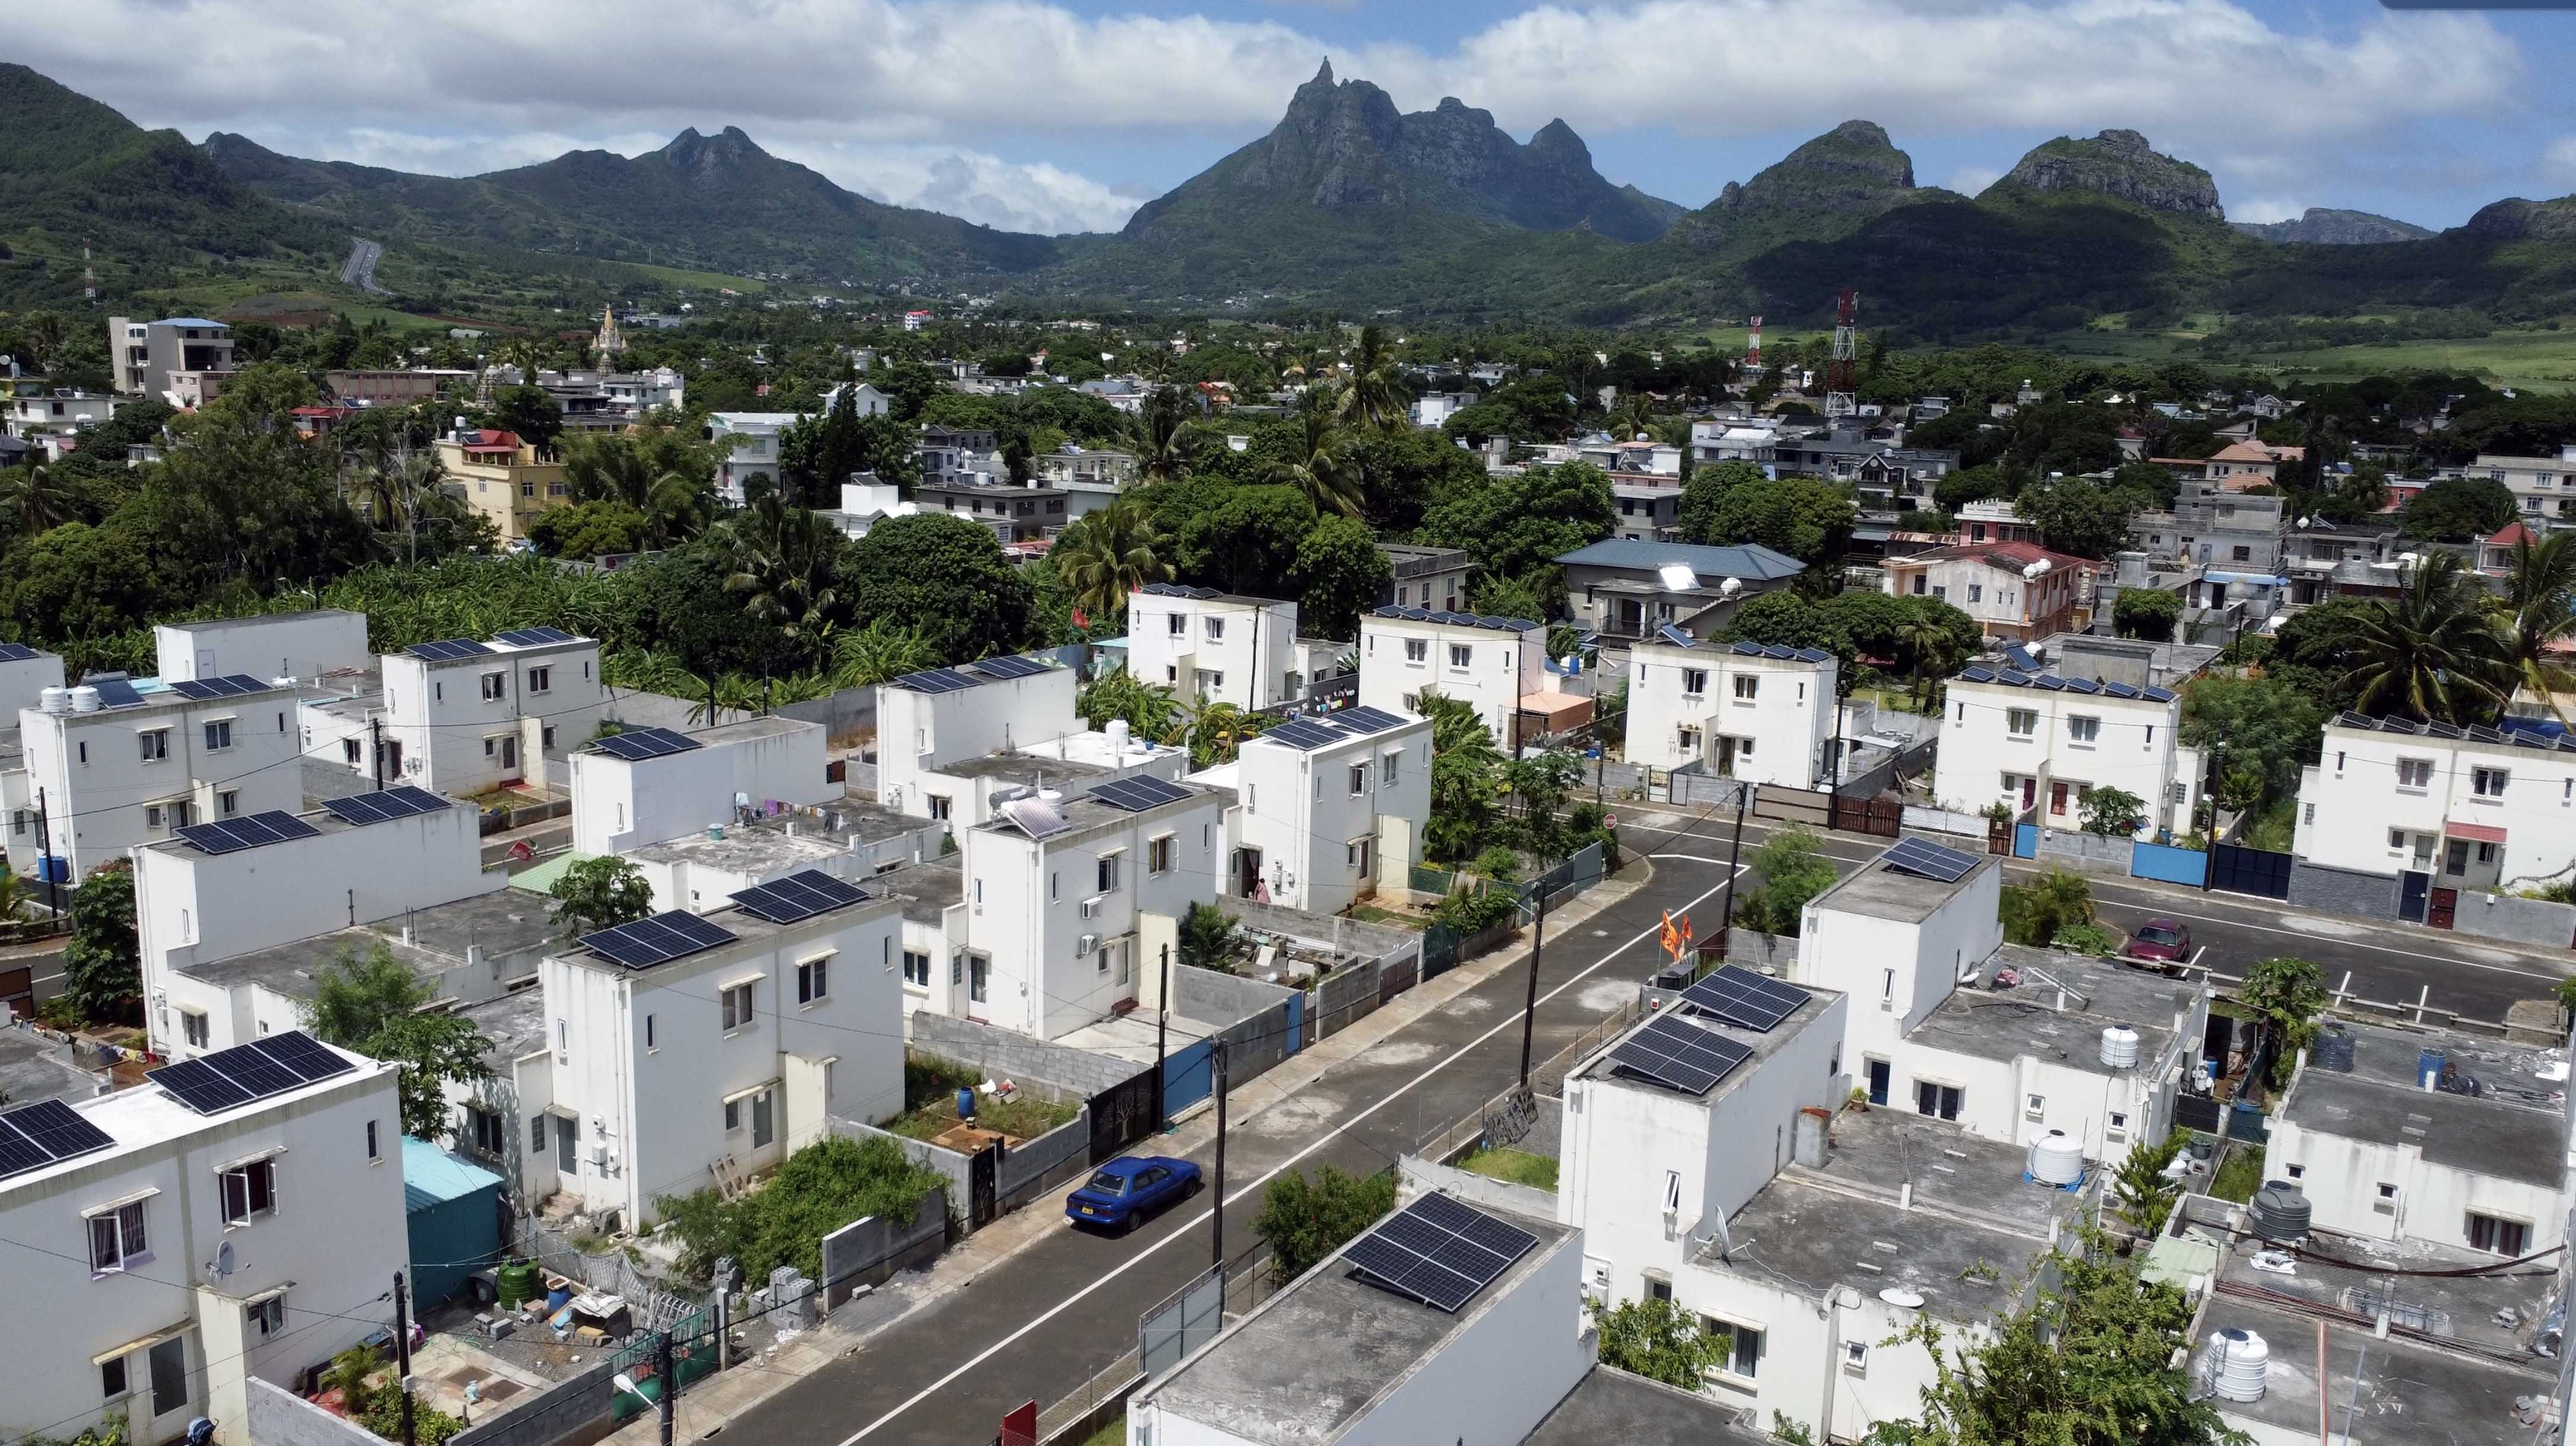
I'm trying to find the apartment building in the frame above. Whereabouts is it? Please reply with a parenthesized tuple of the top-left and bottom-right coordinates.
(1767, 437, 1958, 511)
(1208, 707, 1431, 912)
(1375, 543, 1474, 613)
(917, 477, 1078, 542)
(435, 428, 570, 542)
(568, 715, 834, 856)
(11, 676, 304, 884)
(107, 316, 236, 402)
(0, 1039, 403, 1446)
(2132, 481, 2285, 574)
(5, 387, 125, 439)
(1882, 541, 2091, 642)
(1031, 444, 1137, 488)
(704, 412, 802, 504)
(1357, 607, 1548, 749)
(2453, 444, 2576, 527)
(376, 629, 608, 795)
(154, 610, 372, 685)
(1557, 539, 1806, 643)
(1623, 635, 1837, 786)
(320, 368, 475, 406)
(1124, 585, 1300, 712)
(2205, 438, 2304, 490)
(918, 426, 1004, 487)
(2292, 712, 2576, 901)
(1935, 664, 2193, 835)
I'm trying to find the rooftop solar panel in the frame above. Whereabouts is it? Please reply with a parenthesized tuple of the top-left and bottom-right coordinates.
(175, 810, 321, 856)
(168, 674, 271, 701)
(1655, 624, 1697, 648)
(1343, 1193, 1539, 1313)
(729, 869, 868, 925)
(892, 667, 978, 695)
(320, 785, 451, 827)
(1260, 719, 1346, 751)
(406, 638, 495, 662)
(1884, 836, 1979, 884)
(0, 642, 40, 663)
(1680, 964, 1812, 1033)
(89, 678, 144, 708)
(970, 655, 1050, 680)
(1089, 775, 1192, 813)
(249, 1031, 358, 1085)
(582, 910, 739, 970)
(1001, 797, 1071, 839)
(494, 626, 577, 648)
(588, 727, 701, 762)
(148, 1058, 253, 1114)
(0, 1100, 116, 1182)
(1337, 706, 1408, 735)
(1958, 666, 1996, 683)
(1607, 1014, 1752, 1095)
(148, 1030, 354, 1116)
(1139, 584, 1220, 600)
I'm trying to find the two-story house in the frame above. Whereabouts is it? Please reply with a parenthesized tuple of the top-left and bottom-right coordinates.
(704, 412, 802, 505)
(1358, 607, 1548, 749)
(1624, 635, 1838, 786)
(1557, 540, 1807, 644)
(1881, 542, 2092, 642)
(2292, 712, 2576, 907)
(376, 630, 608, 795)
(1202, 706, 1431, 911)
(1936, 664, 2192, 833)
(1124, 585, 1300, 713)
(435, 428, 569, 542)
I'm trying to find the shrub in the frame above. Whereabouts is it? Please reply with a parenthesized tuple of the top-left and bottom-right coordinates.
(656, 1134, 946, 1285)
(1253, 1166, 1397, 1279)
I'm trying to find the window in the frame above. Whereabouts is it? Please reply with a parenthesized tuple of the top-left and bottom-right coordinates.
(2474, 767, 2510, 798)
(88, 1201, 148, 1272)
(527, 666, 551, 695)
(1403, 638, 1427, 664)
(645, 1013, 656, 1049)
(1916, 1081, 1962, 1121)
(2106, 1111, 2128, 1142)
(367, 1120, 379, 1160)
(2007, 708, 2037, 737)
(1645, 1276, 1673, 1302)
(722, 982, 755, 1031)
(218, 789, 238, 817)
(520, 479, 536, 498)
(139, 728, 169, 762)
(1203, 670, 1223, 692)
(1382, 750, 1401, 786)
(1449, 644, 1472, 669)
(1677, 726, 1701, 757)
(1348, 837, 1373, 874)
(2467, 1212, 2529, 1256)
(202, 719, 233, 751)
(2024, 1093, 2046, 1120)
(1967, 584, 1983, 604)
(904, 950, 931, 988)
(2285, 1164, 2304, 1180)
(969, 954, 989, 1004)
(2068, 716, 2100, 745)
(1149, 835, 1174, 875)
(1911, 575, 1926, 595)
(1349, 763, 1369, 796)
(344, 737, 362, 765)
(1732, 674, 1759, 700)
(1702, 1318, 1764, 1381)
(928, 794, 952, 822)
(467, 1107, 505, 1157)
(797, 957, 829, 1006)
(724, 1098, 743, 1132)
(2397, 758, 2432, 789)
(249, 1294, 286, 1339)
(1167, 613, 1186, 636)
(1681, 668, 1708, 695)
(2375, 1181, 2400, 1210)
(182, 1010, 209, 1049)
(1205, 617, 1225, 641)
(1097, 852, 1122, 894)
(145, 804, 166, 831)
(101, 1358, 127, 1402)
(752, 1087, 775, 1148)
(2389, 829, 2407, 851)
(480, 671, 507, 702)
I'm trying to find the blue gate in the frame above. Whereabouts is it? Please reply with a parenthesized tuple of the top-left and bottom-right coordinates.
(1162, 1038, 1214, 1115)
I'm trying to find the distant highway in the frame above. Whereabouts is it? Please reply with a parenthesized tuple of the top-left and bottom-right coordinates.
(341, 237, 387, 295)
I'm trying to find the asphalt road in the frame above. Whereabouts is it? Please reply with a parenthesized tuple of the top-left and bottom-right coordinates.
(721, 807, 2569, 1444)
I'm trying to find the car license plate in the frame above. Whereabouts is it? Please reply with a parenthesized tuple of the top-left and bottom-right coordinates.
(1080, 1205, 1095, 1216)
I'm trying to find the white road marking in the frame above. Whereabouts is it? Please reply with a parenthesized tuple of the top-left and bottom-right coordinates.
(828, 865, 1747, 1443)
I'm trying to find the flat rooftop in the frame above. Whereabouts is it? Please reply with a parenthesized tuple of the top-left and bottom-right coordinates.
(1811, 845, 1994, 924)
(460, 986, 546, 1069)
(1907, 944, 2195, 1079)
(1700, 1107, 2088, 1324)
(2199, 1292, 2554, 1446)
(1522, 1366, 1766, 1446)
(0, 1028, 107, 1108)
(2211, 1221, 2558, 1360)
(163, 609, 363, 633)
(629, 827, 847, 874)
(559, 890, 901, 977)
(869, 853, 963, 926)
(4, 1048, 392, 1194)
(2278, 1022, 2567, 1188)
(1580, 980, 1842, 1103)
(937, 752, 1112, 783)
(1143, 1197, 1576, 1446)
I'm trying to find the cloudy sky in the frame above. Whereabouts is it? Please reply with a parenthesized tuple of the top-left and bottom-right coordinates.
(17, 0, 2575, 236)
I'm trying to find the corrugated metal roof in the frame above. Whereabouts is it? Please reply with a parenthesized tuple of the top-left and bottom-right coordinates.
(403, 1135, 504, 1212)
(1553, 539, 1807, 581)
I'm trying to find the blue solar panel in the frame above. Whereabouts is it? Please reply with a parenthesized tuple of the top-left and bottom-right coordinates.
(147, 1030, 352, 1116)
(1089, 776, 1191, 813)
(1680, 965, 1811, 1032)
(0, 642, 39, 663)
(0, 1100, 115, 1182)
(971, 655, 1051, 681)
(1884, 837, 1979, 883)
(88, 678, 144, 708)
(729, 869, 868, 925)
(1608, 1014, 1751, 1095)
(176, 810, 321, 856)
(406, 638, 494, 662)
(583, 910, 738, 969)
(588, 727, 700, 762)
(320, 786, 450, 826)
(495, 627, 576, 648)
(1261, 719, 1346, 751)
(892, 667, 978, 695)
(1336, 706, 1408, 735)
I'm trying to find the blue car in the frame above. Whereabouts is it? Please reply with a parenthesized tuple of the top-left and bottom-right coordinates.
(1066, 1155, 1201, 1232)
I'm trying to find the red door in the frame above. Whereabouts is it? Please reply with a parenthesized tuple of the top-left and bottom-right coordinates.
(2429, 887, 2457, 931)
(2020, 776, 2037, 810)
(2049, 781, 2069, 817)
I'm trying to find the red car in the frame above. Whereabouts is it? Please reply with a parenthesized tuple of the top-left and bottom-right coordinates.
(2124, 919, 2193, 972)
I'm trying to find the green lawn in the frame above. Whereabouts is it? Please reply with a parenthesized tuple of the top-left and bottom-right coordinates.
(2046, 316, 2576, 393)
(1458, 1145, 1559, 1190)
(2208, 1141, 2263, 1203)
(1079, 1414, 1124, 1446)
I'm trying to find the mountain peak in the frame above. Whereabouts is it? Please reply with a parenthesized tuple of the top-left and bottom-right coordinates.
(2232, 206, 2434, 245)
(1675, 117, 1923, 253)
(1997, 129, 2221, 218)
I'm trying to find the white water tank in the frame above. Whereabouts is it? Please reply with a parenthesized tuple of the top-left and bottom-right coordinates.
(68, 685, 101, 713)
(2100, 1025, 2142, 1069)
(2209, 1329, 2269, 1402)
(1106, 718, 1131, 751)
(37, 687, 70, 715)
(2028, 1130, 2084, 1186)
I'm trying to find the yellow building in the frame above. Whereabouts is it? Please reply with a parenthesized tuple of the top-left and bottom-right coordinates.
(437, 429, 569, 542)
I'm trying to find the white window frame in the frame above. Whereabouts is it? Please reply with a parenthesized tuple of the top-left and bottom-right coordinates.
(2067, 715, 2100, 746)
(796, 954, 831, 1007)
(2473, 767, 2510, 798)
(1403, 637, 1427, 664)
(526, 665, 551, 695)
(480, 671, 507, 702)
(2006, 708, 2037, 738)
(202, 718, 234, 751)
(1681, 668, 1708, 696)
(721, 981, 756, 1033)
(87, 1200, 150, 1273)
(139, 728, 170, 763)
(1732, 674, 1759, 701)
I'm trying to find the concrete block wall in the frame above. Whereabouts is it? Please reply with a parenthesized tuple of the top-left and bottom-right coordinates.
(2453, 891, 2576, 950)
(907, 1011, 1140, 1098)
(446, 1357, 617, 1446)
(818, 1183, 948, 1304)
(1176, 964, 1299, 1086)
(248, 1378, 384, 1446)
(1398, 1155, 1555, 1220)
(834, 1119, 973, 1221)
(2288, 861, 2402, 922)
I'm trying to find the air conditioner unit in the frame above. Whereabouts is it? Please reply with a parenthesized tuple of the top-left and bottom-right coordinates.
(585, 1144, 608, 1168)
(1076, 934, 1100, 954)
(1080, 897, 1101, 919)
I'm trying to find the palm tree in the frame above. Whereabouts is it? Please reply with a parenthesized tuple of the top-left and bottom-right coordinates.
(1135, 389, 1197, 483)
(2335, 551, 2513, 725)
(1055, 499, 1171, 626)
(1892, 609, 1958, 712)
(1610, 393, 1655, 441)
(1331, 325, 1409, 432)
(565, 437, 712, 546)
(1269, 405, 1365, 520)
(1188, 702, 1264, 766)
(0, 461, 77, 537)
(830, 618, 940, 689)
(2494, 532, 2576, 721)
(717, 495, 844, 641)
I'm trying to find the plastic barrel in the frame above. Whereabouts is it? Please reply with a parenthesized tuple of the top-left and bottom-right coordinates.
(496, 1261, 538, 1309)
(956, 1087, 977, 1120)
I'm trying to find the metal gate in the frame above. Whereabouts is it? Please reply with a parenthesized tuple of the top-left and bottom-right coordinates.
(968, 1142, 1000, 1228)
(1088, 1065, 1159, 1164)
(2399, 870, 2431, 923)
(2429, 886, 2458, 931)
(2209, 843, 2293, 899)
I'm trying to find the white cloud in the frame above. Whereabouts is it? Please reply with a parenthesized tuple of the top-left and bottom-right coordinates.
(2546, 136, 2576, 191)
(1945, 164, 2002, 196)
(770, 142, 1146, 234)
(4, 0, 2530, 231)
(2230, 198, 2307, 225)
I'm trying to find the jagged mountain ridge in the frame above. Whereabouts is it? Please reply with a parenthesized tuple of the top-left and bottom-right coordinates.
(2232, 208, 2434, 245)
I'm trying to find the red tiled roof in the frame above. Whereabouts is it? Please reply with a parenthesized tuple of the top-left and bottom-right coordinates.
(1898, 540, 2094, 573)
(460, 429, 521, 450)
(2487, 521, 2539, 547)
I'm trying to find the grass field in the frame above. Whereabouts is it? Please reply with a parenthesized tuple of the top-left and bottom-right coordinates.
(2048, 314, 2576, 392)
(2208, 1141, 2263, 1203)
(1457, 1145, 1559, 1190)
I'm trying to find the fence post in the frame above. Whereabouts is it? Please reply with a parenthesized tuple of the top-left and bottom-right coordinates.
(656, 1328, 675, 1446)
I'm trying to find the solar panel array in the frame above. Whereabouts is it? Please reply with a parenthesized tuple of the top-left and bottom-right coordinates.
(407, 638, 495, 662)
(167, 674, 274, 701)
(589, 727, 702, 762)
(730, 869, 869, 925)
(1681, 964, 1812, 1033)
(1138, 583, 1220, 600)
(1368, 606, 1539, 632)
(2342, 711, 2576, 755)
(0, 1099, 116, 1182)
(1260, 719, 1347, 751)
(320, 786, 450, 827)
(0, 642, 41, 663)
(583, 910, 739, 969)
(1343, 1192, 1540, 1313)
(1726, 641, 1836, 663)
(892, 667, 979, 695)
(175, 810, 320, 856)
(1090, 775, 1192, 813)
(495, 626, 577, 648)
(147, 1030, 355, 1116)
(88, 678, 144, 708)
(971, 654, 1051, 681)
(1655, 623, 1697, 647)
(1608, 1014, 1752, 1095)
(1001, 796, 1071, 839)
(1954, 666, 2174, 705)
(1336, 706, 1408, 735)
(1884, 836, 1980, 884)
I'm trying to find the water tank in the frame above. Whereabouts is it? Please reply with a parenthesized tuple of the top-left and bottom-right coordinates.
(2312, 1024, 2355, 1073)
(2209, 1328, 2269, 1402)
(37, 686, 69, 715)
(1106, 718, 1131, 750)
(2027, 1130, 2084, 1186)
(2100, 1025, 2142, 1069)
(69, 686, 101, 713)
(2418, 1047, 2448, 1091)
(2249, 1180, 2311, 1243)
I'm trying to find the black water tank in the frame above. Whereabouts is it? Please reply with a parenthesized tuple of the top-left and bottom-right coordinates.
(2249, 1180, 2311, 1243)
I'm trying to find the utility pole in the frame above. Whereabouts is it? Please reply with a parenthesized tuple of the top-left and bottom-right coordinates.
(370, 717, 386, 791)
(1154, 944, 1172, 1124)
(33, 788, 59, 916)
(1210, 1039, 1229, 1270)
(656, 1326, 675, 1446)
(2199, 743, 2227, 891)
(1518, 882, 1548, 1087)
(1717, 783, 1752, 961)
(392, 1272, 417, 1446)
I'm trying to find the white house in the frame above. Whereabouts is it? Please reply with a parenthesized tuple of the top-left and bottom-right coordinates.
(704, 412, 803, 505)
(1624, 636, 1837, 786)
(530, 882, 907, 1225)
(820, 476, 921, 539)
(1122, 585, 1301, 713)
(2264, 1020, 2568, 1258)
(0, 641, 65, 718)
(1936, 664, 2194, 835)
(955, 779, 1225, 1040)
(0, 1038, 403, 1446)
(1881, 542, 2092, 642)
(1203, 706, 1430, 912)
(154, 611, 373, 685)
(568, 715, 834, 856)
(133, 789, 504, 1058)
(11, 676, 305, 884)
(377, 630, 608, 796)
(2292, 712, 2576, 897)
(1358, 607, 1548, 749)
(874, 655, 1187, 826)
(5, 387, 126, 439)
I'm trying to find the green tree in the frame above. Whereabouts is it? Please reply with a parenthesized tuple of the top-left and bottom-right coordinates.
(2179, 674, 2326, 812)
(1289, 515, 1392, 639)
(2000, 868, 2095, 948)
(1588, 1296, 1728, 1390)
(2241, 957, 2329, 1090)
(1188, 702, 1264, 766)
(2334, 552, 2510, 724)
(486, 385, 564, 457)
(1176, 901, 1240, 972)
(1420, 687, 1506, 864)
(525, 499, 648, 560)
(62, 862, 139, 1025)
(2078, 785, 2146, 837)
(0, 461, 79, 537)
(1419, 461, 1615, 586)
(2113, 588, 2180, 642)
(305, 942, 494, 1141)
(1053, 498, 1171, 627)
(559, 427, 717, 546)
(1687, 474, 1855, 566)
(1331, 326, 1411, 434)
(829, 617, 942, 689)
(1077, 665, 1184, 742)
(2112, 1132, 2187, 1236)
(1735, 827, 1836, 935)
(718, 495, 847, 643)
(2014, 475, 2132, 559)
(841, 513, 1037, 662)
(1675, 459, 1766, 544)
(549, 856, 654, 939)
(2399, 476, 2517, 543)
(1252, 1165, 1398, 1279)
(1268, 405, 1365, 520)
(2493, 531, 2576, 722)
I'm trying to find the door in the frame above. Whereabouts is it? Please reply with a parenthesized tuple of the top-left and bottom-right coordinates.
(1233, 848, 1262, 899)
(147, 1335, 193, 1432)
(195, 648, 217, 677)
(2049, 781, 2069, 818)
(1866, 1059, 1890, 1107)
(1715, 736, 1738, 778)
(555, 1113, 577, 1176)
(968, 1142, 1000, 1228)
(2399, 870, 2431, 924)
(2020, 776, 2037, 810)
(2429, 887, 2458, 931)
(751, 1088, 775, 1149)
(501, 735, 519, 770)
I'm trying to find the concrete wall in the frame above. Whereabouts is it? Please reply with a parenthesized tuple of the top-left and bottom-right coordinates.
(446, 1356, 617, 1446)
(246, 1377, 384, 1446)
(568, 719, 833, 855)
(2034, 829, 2133, 868)
(2288, 860, 2403, 922)
(1175, 964, 1299, 1082)
(818, 1183, 948, 1302)
(0, 647, 65, 718)
(158, 613, 371, 683)
(2451, 891, 2576, 950)
(907, 1011, 1142, 1097)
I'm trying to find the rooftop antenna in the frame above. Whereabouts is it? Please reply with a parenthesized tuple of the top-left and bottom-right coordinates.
(1826, 289, 1859, 422)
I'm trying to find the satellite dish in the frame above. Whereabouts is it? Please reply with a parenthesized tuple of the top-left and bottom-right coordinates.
(1879, 1286, 1925, 1309)
(1720, 577, 1742, 597)
(209, 1241, 236, 1279)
